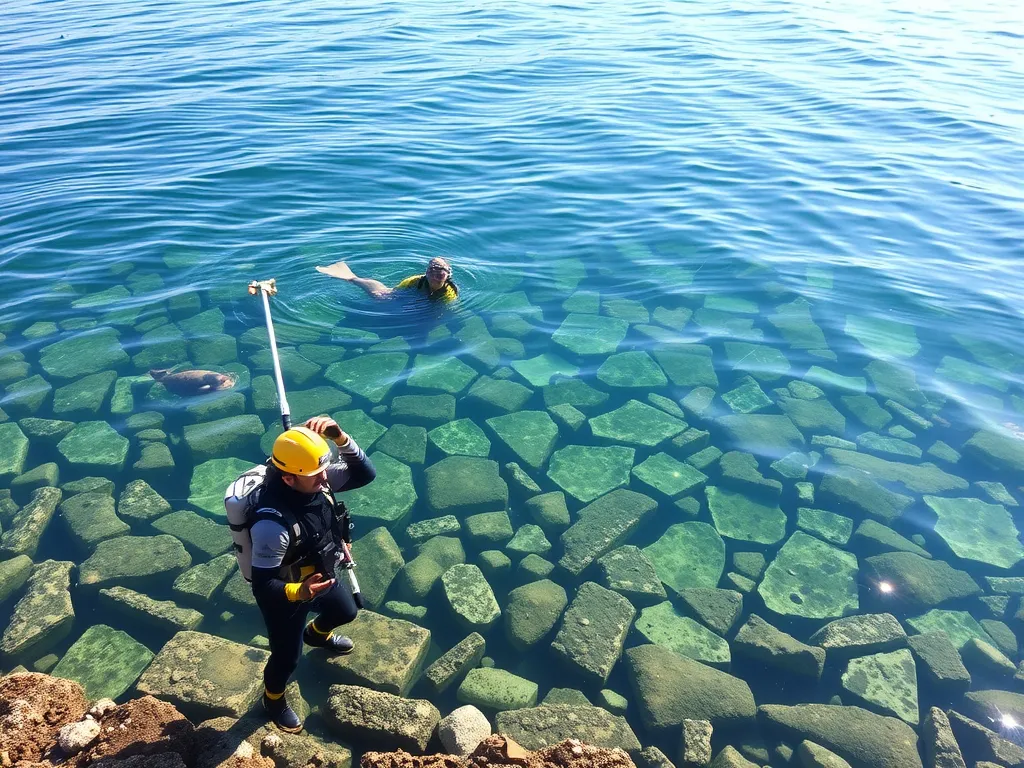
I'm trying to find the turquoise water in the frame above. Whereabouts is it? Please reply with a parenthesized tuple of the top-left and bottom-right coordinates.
(3, 0, 1024, 760)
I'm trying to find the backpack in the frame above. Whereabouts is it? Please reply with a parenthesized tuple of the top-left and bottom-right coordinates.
(223, 462, 302, 582)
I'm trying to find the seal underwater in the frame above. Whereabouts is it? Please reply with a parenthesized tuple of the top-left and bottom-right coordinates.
(149, 368, 237, 395)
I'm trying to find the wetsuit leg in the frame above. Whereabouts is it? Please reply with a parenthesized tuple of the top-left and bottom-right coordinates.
(258, 598, 310, 694)
(308, 581, 358, 634)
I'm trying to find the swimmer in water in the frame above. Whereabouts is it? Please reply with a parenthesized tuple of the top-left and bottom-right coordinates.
(316, 257, 459, 304)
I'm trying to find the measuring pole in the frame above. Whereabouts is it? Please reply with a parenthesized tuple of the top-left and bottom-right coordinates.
(248, 278, 291, 430)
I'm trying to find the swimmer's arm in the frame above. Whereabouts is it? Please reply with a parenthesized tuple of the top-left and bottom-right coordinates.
(394, 275, 422, 290)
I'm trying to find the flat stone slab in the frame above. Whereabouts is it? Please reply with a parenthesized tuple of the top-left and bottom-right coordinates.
(325, 683, 440, 754)
(342, 452, 417, 530)
(826, 449, 967, 495)
(652, 345, 718, 388)
(596, 351, 667, 388)
(733, 614, 825, 680)
(724, 342, 792, 382)
(551, 581, 635, 686)
(845, 314, 920, 359)
(542, 379, 609, 413)
(189, 457, 253, 518)
(389, 394, 457, 427)
(324, 353, 409, 403)
(396, 536, 465, 602)
(495, 704, 641, 753)
(796, 507, 853, 546)
(758, 532, 858, 620)
(442, 563, 501, 632)
(963, 429, 1024, 472)
(632, 452, 707, 498)
(547, 445, 635, 503)
(809, 613, 907, 661)
(39, 327, 128, 380)
(552, 313, 629, 356)
(717, 414, 805, 456)
(153, 509, 232, 559)
(457, 667, 538, 712)
(559, 489, 657, 576)
(51, 624, 153, 701)
(706, 486, 787, 545)
(349, 527, 404, 610)
(1, 486, 61, 558)
(635, 601, 730, 669)
(376, 424, 428, 465)
(0, 559, 75, 659)
(78, 534, 191, 591)
(924, 495, 1024, 569)
(183, 414, 263, 463)
(596, 545, 667, 606)
(407, 354, 479, 394)
(0, 555, 32, 603)
(466, 375, 533, 413)
(486, 411, 559, 469)
(137, 630, 269, 721)
(101, 584, 204, 634)
(424, 456, 508, 516)
(61, 492, 130, 553)
(643, 522, 725, 593)
(318, 609, 430, 697)
(589, 399, 686, 447)
(819, 466, 914, 525)
(118, 479, 172, 524)
(841, 649, 919, 725)
(905, 609, 995, 650)
(422, 632, 486, 695)
(512, 353, 580, 388)
(58, 421, 130, 473)
(722, 376, 772, 414)
(862, 552, 980, 611)
(428, 419, 491, 457)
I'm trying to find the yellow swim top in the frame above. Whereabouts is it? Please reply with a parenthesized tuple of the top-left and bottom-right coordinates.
(395, 274, 459, 303)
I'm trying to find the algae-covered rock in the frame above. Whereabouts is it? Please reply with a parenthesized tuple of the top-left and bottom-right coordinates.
(548, 403, 586, 433)
(906, 609, 994, 650)
(442, 563, 501, 632)
(724, 341, 791, 383)
(396, 535, 465, 602)
(316, 609, 430, 697)
(717, 413, 805, 455)
(597, 351, 667, 388)
(518, 554, 555, 584)
(818, 467, 912, 524)
(632, 452, 708, 498)
(170, 554, 236, 606)
(78, 534, 191, 591)
(758, 532, 858, 620)
(850, 519, 930, 559)
(841, 649, 919, 725)
(325, 683, 440, 753)
(512, 353, 580, 388)
(678, 588, 743, 636)
(17, 417, 74, 445)
(924, 495, 1024, 570)
(39, 327, 128, 380)
(428, 418, 491, 457)
(643, 522, 725, 593)
(466, 375, 533, 413)
(963, 429, 1024, 472)
(10, 463, 60, 503)
(547, 445, 635, 503)
(183, 414, 263, 462)
(51, 624, 153, 700)
(506, 524, 551, 556)
(635, 601, 730, 669)
(457, 667, 538, 712)
(524, 492, 570, 532)
(596, 545, 667, 606)
(422, 632, 486, 695)
(117, 478, 172, 524)
(946, 710, 1024, 768)
(961, 637, 1015, 679)
(626, 644, 755, 735)
(589, 399, 686, 447)
(486, 411, 559, 470)
(719, 451, 783, 496)
(796, 507, 853, 546)
(374, 424, 428, 465)
(349, 526, 404, 609)
(551, 582, 635, 686)
(856, 431, 921, 459)
(862, 552, 980, 611)
(505, 579, 568, 651)
(51, 370, 117, 419)
(559, 489, 656, 576)
(57, 421, 130, 473)
(778, 393, 846, 435)
(758, 703, 923, 768)
(542, 378, 609, 413)
(920, 708, 966, 768)
(0, 554, 32, 602)
(425, 456, 508, 516)
(495, 704, 641, 753)
(841, 394, 893, 431)
(342, 452, 417, 530)
(188, 457, 253, 517)
(137, 630, 269, 721)
(706, 486, 786, 545)
(845, 314, 920, 359)
(407, 353, 478, 394)
(722, 376, 772, 414)
(133, 441, 176, 479)
(826, 449, 967, 494)
(809, 614, 907, 662)
(552, 313, 629, 356)
(734, 614, 825, 680)
(0, 486, 61, 558)
(464, 511, 514, 548)
(0, 559, 74, 658)
(653, 345, 718, 388)
(61, 491, 130, 552)
(323, 352, 408, 403)
(153, 510, 232, 559)
(389, 393, 456, 427)
(2, 376, 53, 419)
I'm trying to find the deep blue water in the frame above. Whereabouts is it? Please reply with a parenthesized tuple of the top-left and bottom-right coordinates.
(2, 0, 1024, 760)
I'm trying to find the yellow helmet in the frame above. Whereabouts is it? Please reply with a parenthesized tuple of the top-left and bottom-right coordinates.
(271, 427, 331, 476)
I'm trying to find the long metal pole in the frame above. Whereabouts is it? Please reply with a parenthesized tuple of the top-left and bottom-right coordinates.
(249, 279, 291, 431)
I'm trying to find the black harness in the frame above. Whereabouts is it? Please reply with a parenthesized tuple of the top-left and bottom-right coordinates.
(416, 275, 459, 299)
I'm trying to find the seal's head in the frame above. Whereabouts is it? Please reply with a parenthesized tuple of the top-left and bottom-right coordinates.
(425, 257, 452, 292)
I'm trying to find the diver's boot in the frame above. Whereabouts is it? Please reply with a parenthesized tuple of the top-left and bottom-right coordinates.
(262, 690, 303, 733)
(303, 621, 354, 655)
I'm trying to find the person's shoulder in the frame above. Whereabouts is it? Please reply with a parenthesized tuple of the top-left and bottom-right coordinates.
(395, 274, 424, 289)
(442, 283, 459, 302)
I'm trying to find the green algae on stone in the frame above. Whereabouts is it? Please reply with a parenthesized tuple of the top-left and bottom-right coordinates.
(923, 495, 1023, 569)
(51, 624, 153, 700)
(325, 353, 408, 403)
(0, 559, 75, 659)
(0, 555, 32, 602)
(759, 532, 858, 620)
(809, 613, 908, 662)
(512, 353, 580, 388)
(479, 549, 512, 579)
(787, 379, 826, 401)
(406, 515, 461, 544)
(466, 375, 533, 413)
(507, 524, 551, 556)
(885, 399, 933, 430)
(547, 444, 634, 503)
(602, 297, 649, 324)
(733, 614, 825, 680)
(647, 392, 686, 420)
(732, 551, 767, 581)
(132, 324, 189, 371)
(343, 452, 417, 530)
(0, 486, 61, 558)
(864, 359, 926, 408)
(596, 351, 667, 389)
(551, 581, 635, 686)
(375, 424, 427, 465)
(717, 413, 805, 455)
(559, 489, 656, 576)
(562, 290, 600, 314)
(826, 448, 967, 494)
(51, 370, 117, 419)
(153, 509, 232, 559)
(328, 409, 386, 451)
(505, 462, 541, 494)
(78, 534, 191, 591)
(397, 536, 466, 602)
(596, 545, 666, 606)
(542, 378, 609, 413)
(548, 403, 586, 432)
(653, 305, 693, 331)
(172, 553, 237, 606)
(188, 457, 253, 517)
(678, 587, 743, 636)
(464, 511, 514, 548)
(39, 328, 129, 380)
(796, 507, 853, 546)
(862, 552, 980, 611)
(486, 411, 559, 470)
(643, 522, 725, 593)
(442, 563, 501, 632)
(428, 419, 491, 457)
(184, 390, 246, 424)
(841, 649, 919, 725)
(841, 394, 893, 431)
(936, 355, 1008, 392)
(652, 345, 718, 388)
(770, 451, 815, 480)
(975, 480, 1018, 507)
(389, 394, 456, 427)
(348, 526, 404, 610)
(505, 578, 568, 651)
(183, 414, 263, 463)
(856, 431, 922, 459)
(722, 376, 772, 414)
(552, 313, 629, 356)
(778, 393, 846, 435)
(692, 307, 763, 340)
(804, 365, 867, 394)
(3, 376, 54, 419)
(718, 451, 783, 496)
(0, 423, 30, 481)
(818, 467, 912, 523)
(963, 429, 1024, 472)
(631, 451, 707, 499)
(680, 386, 716, 419)
(723, 342, 791, 382)
(845, 315, 920, 359)
(524, 491, 571, 532)
(635, 601, 730, 669)
(961, 636, 1016, 678)
(61, 492, 129, 553)
(425, 456, 508, 516)
(706, 486, 786, 546)
(17, 417, 74, 445)
(407, 354, 479, 394)
(589, 399, 686, 447)
(907, 610, 995, 653)
(518, 554, 555, 584)
(457, 667, 538, 712)
(9, 463, 58, 503)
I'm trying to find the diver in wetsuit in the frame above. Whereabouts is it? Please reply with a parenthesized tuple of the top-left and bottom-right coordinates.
(316, 256, 459, 303)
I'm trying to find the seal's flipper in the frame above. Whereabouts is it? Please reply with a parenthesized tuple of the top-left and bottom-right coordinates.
(316, 261, 356, 281)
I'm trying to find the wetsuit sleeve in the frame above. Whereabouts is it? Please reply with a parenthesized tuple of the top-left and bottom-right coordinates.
(250, 518, 304, 603)
(394, 275, 424, 290)
(441, 284, 458, 303)
(326, 437, 376, 492)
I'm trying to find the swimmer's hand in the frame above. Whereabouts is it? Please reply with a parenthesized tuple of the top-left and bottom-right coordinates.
(316, 261, 356, 281)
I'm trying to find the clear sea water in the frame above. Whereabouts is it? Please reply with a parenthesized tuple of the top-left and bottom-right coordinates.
(2, 0, 1024, 759)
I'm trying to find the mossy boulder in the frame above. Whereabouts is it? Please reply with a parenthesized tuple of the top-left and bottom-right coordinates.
(542, 378, 609, 413)
(506, 524, 551, 556)
(466, 375, 533, 413)
(153, 510, 232, 559)
(550, 582, 635, 686)
(375, 424, 428, 465)
(706, 486, 786, 546)
(826, 449, 967, 495)
(552, 313, 629, 356)
(78, 534, 191, 591)
(39, 328, 128, 380)
(422, 632, 486, 695)
(61, 492, 130, 553)
(406, 515, 461, 543)
(0, 554, 32, 602)
(547, 445, 635, 503)
(396, 535, 465, 602)
(52, 370, 117, 419)
(2, 376, 53, 419)
(495, 704, 641, 753)
(734, 614, 825, 680)
(722, 376, 772, 414)
(17, 417, 74, 445)
(906, 609, 994, 650)
(10, 463, 60, 503)
(632, 452, 708, 498)
(559, 489, 657, 576)
(442, 564, 501, 632)
(324, 353, 409, 403)
(818, 467, 912, 524)
(51, 624, 153, 700)
(349, 526, 404, 610)
(719, 451, 783, 497)
(505, 578, 568, 651)
(325, 683, 440, 753)
(457, 667, 538, 712)
(183, 414, 263, 462)
(589, 399, 686, 447)
(596, 545, 667, 606)
(778, 393, 846, 435)
(758, 532, 858, 620)
(428, 418, 491, 457)
(425, 456, 508, 516)
(0, 559, 75, 659)
(924, 495, 1024, 569)
(524, 492, 571, 532)
(406, 354, 479, 394)
(57, 421, 129, 473)
(862, 552, 980, 611)
(118, 479, 172, 524)
(486, 411, 559, 469)
(652, 345, 718, 388)
(643, 522, 725, 593)
(171, 554, 237, 606)
(635, 601, 730, 669)
(342, 452, 417, 530)
(0, 486, 61, 558)
(678, 588, 744, 636)
(596, 351, 667, 388)
(188, 457, 253, 517)
(841, 649, 919, 725)
(716, 414, 804, 455)
(809, 614, 907, 662)
(963, 429, 1024, 472)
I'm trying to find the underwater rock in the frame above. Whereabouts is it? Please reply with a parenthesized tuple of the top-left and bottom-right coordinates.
(183, 414, 263, 463)
(732, 552, 766, 581)
(722, 376, 772, 414)
(134, 440, 176, 480)
(551, 582, 635, 686)
(506, 461, 542, 494)
(635, 601, 730, 670)
(495, 704, 642, 753)
(681, 387, 716, 419)
(422, 632, 486, 695)
(3, 375, 53, 419)
(507, 524, 552, 556)
(442, 563, 502, 632)
(840, 649, 919, 725)
(597, 351, 667, 389)
(325, 352, 409, 403)
(397, 535, 465, 602)
(850, 519, 930, 559)
(133, 324, 189, 371)
(559, 489, 657, 576)
(344, 452, 417, 529)
(626, 644, 756, 735)
(513, 353, 581, 388)
(487, 411, 559, 470)
(631, 452, 708, 499)
(921, 708, 967, 768)
(0, 559, 74, 659)
(52, 370, 117, 419)
(596, 545, 667, 607)
(39, 327, 128, 380)
(374, 424, 429, 465)
(844, 314, 920, 359)
(758, 532, 858, 620)
(9, 463, 59, 502)
(648, 393, 686, 420)
(425, 456, 508, 516)
(960, 637, 1016, 679)
(61, 491, 130, 553)
(733, 614, 825, 681)
(153, 509, 232, 559)
(770, 451, 816, 481)
(138, 630, 269, 721)
(924, 495, 1024, 569)
(864, 359, 927, 409)
(518, 554, 556, 584)
(652, 345, 718, 388)
(325, 683, 440, 753)
(724, 341, 791, 383)
(759, 703, 923, 768)
(590, 399, 687, 447)
(818, 467, 913, 524)
(0, 486, 61, 558)
(963, 429, 1024, 472)
(978, 619, 1017, 659)
(906, 609, 995, 651)
(549, 403, 587, 433)
(505, 579, 568, 651)
(350, 526, 404, 610)
(330, 408, 387, 450)
(57, 420, 130, 473)
(677, 588, 743, 637)
(862, 552, 980, 611)
(102, 582, 203, 633)
(51, 623, 153, 700)
(407, 515, 462, 543)
(78, 534, 191, 591)
(975, 480, 1018, 507)
(778, 393, 846, 435)
(856, 431, 921, 459)
(316, 609, 430, 697)
(706, 486, 786, 546)
(643, 522, 725, 593)
(841, 394, 893, 431)
(465, 511, 514, 548)
(687, 446, 722, 470)
(826, 449, 967, 494)
(946, 710, 1024, 768)
(553, 313, 629, 356)
(809, 614, 906, 662)
(0, 554, 32, 602)
(407, 353, 479, 394)
(188, 457, 253, 517)
(429, 418, 491, 457)
(458, 667, 539, 712)
(439, 704, 492, 756)
(718, 451, 782, 497)
(18, 416, 75, 445)
(543, 378, 610, 413)
(548, 445, 635, 503)
(709, 746, 759, 767)
(717, 413, 805, 455)
(116, 478, 171, 525)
